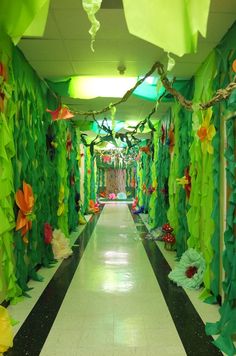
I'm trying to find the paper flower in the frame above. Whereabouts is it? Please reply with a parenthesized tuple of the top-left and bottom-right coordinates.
(147, 186, 155, 195)
(176, 167, 191, 198)
(168, 125, 175, 154)
(82, 0, 102, 51)
(103, 155, 111, 163)
(66, 132, 72, 158)
(44, 223, 53, 245)
(108, 193, 116, 200)
(46, 105, 74, 121)
(197, 109, 216, 154)
(0, 306, 13, 354)
(168, 248, 205, 289)
(15, 182, 35, 243)
(89, 200, 100, 213)
(57, 185, 65, 216)
(139, 146, 150, 154)
(51, 229, 73, 260)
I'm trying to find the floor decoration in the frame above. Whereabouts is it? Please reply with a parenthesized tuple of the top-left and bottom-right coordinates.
(168, 248, 205, 289)
(51, 229, 73, 260)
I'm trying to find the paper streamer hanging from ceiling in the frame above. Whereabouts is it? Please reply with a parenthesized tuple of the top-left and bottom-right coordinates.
(0, 0, 50, 44)
(82, 0, 103, 52)
(122, 0, 211, 57)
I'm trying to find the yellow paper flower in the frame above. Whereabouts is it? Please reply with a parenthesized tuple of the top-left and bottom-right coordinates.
(0, 306, 13, 355)
(176, 176, 188, 186)
(57, 185, 65, 216)
(197, 109, 216, 154)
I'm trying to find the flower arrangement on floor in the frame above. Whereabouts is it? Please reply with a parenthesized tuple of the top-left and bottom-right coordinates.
(168, 248, 205, 289)
(108, 193, 116, 200)
(0, 306, 13, 355)
(51, 229, 73, 260)
(89, 200, 99, 213)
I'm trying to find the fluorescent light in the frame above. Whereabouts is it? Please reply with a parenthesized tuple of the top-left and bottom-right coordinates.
(69, 76, 137, 99)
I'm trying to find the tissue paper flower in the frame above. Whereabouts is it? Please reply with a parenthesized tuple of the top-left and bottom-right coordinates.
(197, 109, 216, 154)
(15, 181, 35, 243)
(51, 229, 73, 260)
(0, 306, 13, 355)
(168, 248, 205, 289)
(108, 193, 116, 200)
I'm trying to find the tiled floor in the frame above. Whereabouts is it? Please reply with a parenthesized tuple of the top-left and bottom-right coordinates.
(40, 204, 186, 356)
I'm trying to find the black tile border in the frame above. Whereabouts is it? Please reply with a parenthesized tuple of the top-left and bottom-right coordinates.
(6, 206, 104, 356)
(128, 206, 222, 356)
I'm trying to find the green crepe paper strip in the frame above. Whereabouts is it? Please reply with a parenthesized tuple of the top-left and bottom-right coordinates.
(83, 147, 91, 213)
(175, 94, 192, 258)
(206, 117, 236, 356)
(90, 155, 96, 202)
(82, 0, 102, 52)
(0, 43, 22, 302)
(148, 125, 159, 228)
(0, 0, 49, 44)
(122, 0, 210, 57)
(137, 157, 144, 207)
(154, 114, 170, 228)
(55, 121, 69, 237)
(12, 47, 58, 292)
(167, 105, 180, 234)
(205, 27, 236, 354)
(187, 50, 217, 301)
(67, 124, 80, 232)
(168, 248, 205, 289)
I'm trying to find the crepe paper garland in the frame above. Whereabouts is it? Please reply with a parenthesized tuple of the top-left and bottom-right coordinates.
(15, 182, 35, 244)
(44, 223, 53, 245)
(0, 306, 13, 355)
(51, 229, 73, 260)
(168, 248, 205, 289)
(46, 105, 74, 121)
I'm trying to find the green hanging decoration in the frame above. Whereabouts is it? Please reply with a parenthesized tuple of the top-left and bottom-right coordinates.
(82, 0, 103, 52)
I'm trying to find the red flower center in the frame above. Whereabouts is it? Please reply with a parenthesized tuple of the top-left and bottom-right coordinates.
(185, 266, 198, 278)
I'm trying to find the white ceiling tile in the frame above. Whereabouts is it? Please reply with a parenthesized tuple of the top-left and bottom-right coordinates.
(18, 39, 69, 61)
(64, 38, 163, 62)
(29, 61, 74, 78)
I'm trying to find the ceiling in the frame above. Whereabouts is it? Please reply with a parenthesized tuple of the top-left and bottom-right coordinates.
(18, 0, 236, 122)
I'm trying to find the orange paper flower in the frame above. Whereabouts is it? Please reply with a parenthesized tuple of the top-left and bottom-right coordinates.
(46, 105, 74, 121)
(197, 109, 216, 154)
(15, 182, 35, 243)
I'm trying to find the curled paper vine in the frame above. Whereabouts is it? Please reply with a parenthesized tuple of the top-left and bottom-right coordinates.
(82, 0, 102, 52)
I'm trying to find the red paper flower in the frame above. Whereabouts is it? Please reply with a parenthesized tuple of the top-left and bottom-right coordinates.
(44, 223, 53, 244)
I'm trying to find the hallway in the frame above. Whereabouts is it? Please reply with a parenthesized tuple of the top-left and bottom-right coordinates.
(41, 203, 186, 355)
(8, 204, 223, 356)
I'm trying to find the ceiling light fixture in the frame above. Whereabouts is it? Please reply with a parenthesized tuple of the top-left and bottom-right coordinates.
(69, 76, 137, 99)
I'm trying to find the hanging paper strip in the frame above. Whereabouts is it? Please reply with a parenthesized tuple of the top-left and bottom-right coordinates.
(122, 0, 211, 56)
